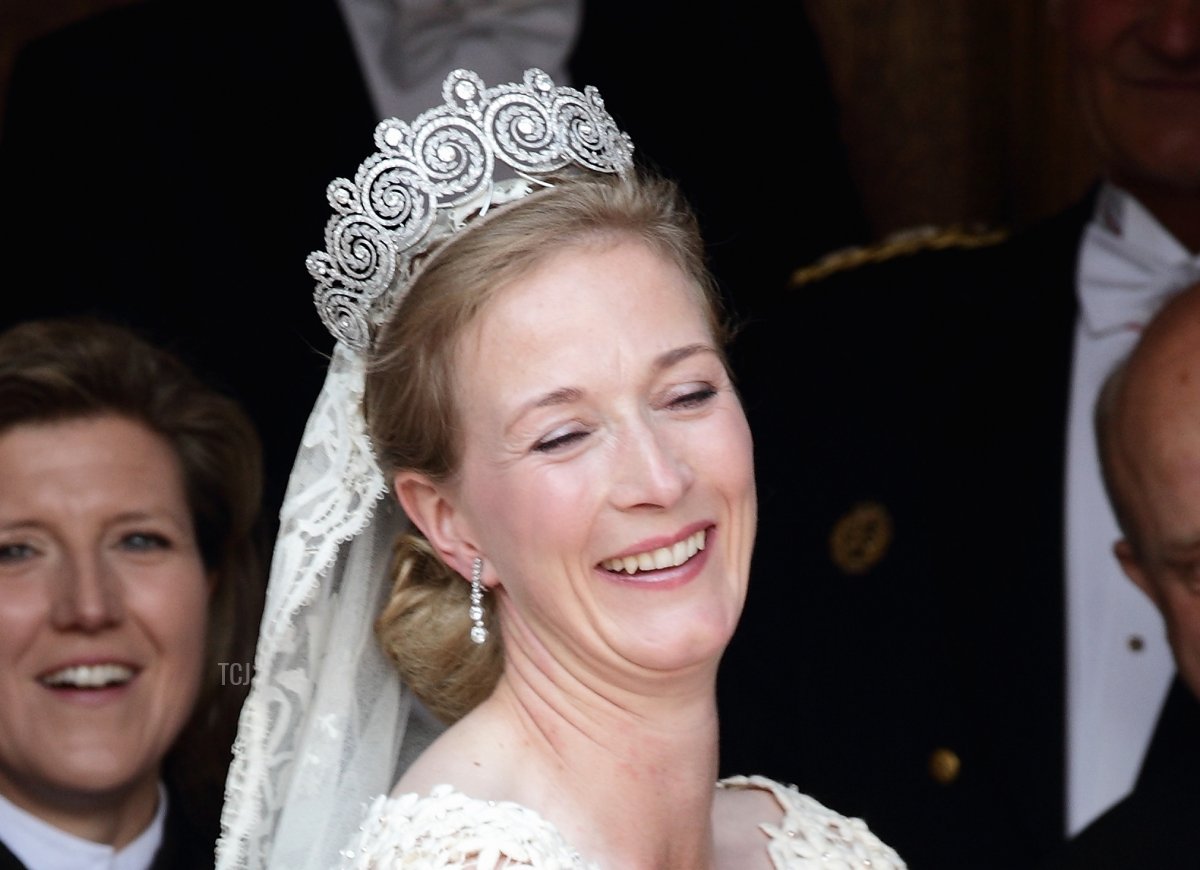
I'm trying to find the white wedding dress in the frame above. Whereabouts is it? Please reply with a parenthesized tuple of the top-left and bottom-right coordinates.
(336, 774, 905, 869)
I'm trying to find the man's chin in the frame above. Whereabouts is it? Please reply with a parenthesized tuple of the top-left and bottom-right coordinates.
(1109, 139, 1200, 196)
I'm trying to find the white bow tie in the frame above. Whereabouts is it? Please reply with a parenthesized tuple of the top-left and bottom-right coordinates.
(1078, 222, 1200, 337)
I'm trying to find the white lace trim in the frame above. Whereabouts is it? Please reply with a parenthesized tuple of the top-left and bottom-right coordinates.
(337, 777, 906, 869)
(339, 786, 596, 869)
(218, 344, 417, 870)
(722, 775, 905, 869)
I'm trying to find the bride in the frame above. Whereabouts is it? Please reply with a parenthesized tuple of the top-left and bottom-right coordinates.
(217, 68, 905, 869)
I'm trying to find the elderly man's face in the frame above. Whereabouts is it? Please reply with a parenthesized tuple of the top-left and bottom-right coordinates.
(1059, 0, 1200, 192)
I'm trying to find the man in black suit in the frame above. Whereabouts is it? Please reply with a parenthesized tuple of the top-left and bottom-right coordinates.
(1046, 280, 1200, 868)
(718, 2, 1200, 867)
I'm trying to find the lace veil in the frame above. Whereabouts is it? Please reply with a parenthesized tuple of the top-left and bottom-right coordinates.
(215, 344, 438, 870)
(215, 68, 634, 870)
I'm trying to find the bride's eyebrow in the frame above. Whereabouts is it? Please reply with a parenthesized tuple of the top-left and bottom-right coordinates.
(654, 343, 719, 372)
(503, 344, 719, 434)
(529, 387, 583, 411)
(504, 387, 586, 437)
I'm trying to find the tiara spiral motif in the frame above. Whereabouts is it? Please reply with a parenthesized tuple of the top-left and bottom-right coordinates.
(306, 68, 635, 351)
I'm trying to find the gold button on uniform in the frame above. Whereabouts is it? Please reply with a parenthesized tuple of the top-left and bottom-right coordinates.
(830, 501, 893, 576)
(929, 747, 961, 785)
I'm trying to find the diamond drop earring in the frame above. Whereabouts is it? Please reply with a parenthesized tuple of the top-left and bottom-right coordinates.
(469, 557, 487, 644)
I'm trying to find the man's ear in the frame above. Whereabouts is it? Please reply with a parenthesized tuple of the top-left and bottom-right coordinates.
(1116, 538, 1160, 608)
(393, 470, 477, 580)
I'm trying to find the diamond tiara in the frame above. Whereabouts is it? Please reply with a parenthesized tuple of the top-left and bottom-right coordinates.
(306, 67, 635, 351)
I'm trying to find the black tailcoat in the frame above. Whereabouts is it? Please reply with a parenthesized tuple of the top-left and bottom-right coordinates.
(1042, 677, 1200, 869)
(719, 197, 1094, 869)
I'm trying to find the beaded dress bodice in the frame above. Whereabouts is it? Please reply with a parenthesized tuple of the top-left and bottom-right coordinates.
(337, 774, 905, 869)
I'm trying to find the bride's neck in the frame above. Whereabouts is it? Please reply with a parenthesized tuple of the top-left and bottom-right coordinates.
(480, 649, 722, 869)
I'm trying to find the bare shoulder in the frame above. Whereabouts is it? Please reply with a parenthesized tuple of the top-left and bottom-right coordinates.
(713, 775, 907, 869)
(390, 712, 510, 798)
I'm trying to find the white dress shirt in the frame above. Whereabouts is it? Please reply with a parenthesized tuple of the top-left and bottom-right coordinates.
(0, 784, 167, 870)
(335, 0, 581, 123)
(1066, 182, 1200, 834)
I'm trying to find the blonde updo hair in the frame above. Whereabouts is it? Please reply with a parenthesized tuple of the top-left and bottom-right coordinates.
(364, 170, 728, 724)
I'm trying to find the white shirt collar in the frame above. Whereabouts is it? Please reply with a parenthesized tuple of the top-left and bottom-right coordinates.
(1093, 181, 1191, 264)
(1065, 180, 1190, 832)
(333, 0, 580, 123)
(0, 783, 167, 870)
(1075, 181, 1200, 338)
